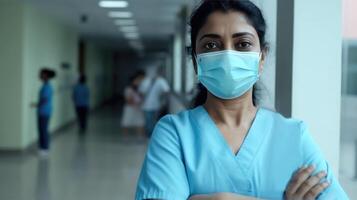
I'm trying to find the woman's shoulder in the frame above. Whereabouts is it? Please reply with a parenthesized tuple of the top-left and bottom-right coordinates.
(157, 107, 198, 127)
(41, 83, 53, 93)
(150, 109, 195, 146)
(154, 107, 202, 137)
(259, 107, 306, 136)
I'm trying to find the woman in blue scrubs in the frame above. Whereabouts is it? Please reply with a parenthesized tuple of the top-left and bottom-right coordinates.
(136, 0, 349, 199)
(36, 69, 56, 155)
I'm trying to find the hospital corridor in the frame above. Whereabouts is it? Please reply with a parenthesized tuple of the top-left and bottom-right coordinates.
(0, 105, 147, 200)
(0, 0, 357, 199)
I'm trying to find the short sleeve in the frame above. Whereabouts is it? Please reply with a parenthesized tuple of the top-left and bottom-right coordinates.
(135, 116, 190, 200)
(139, 78, 150, 94)
(40, 85, 51, 102)
(158, 78, 170, 93)
(299, 122, 349, 199)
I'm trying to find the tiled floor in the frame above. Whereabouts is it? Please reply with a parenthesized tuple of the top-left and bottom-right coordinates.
(0, 105, 356, 200)
(0, 106, 147, 200)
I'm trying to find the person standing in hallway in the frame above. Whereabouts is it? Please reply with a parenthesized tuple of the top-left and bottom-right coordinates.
(121, 71, 146, 139)
(34, 68, 56, 156)
(139, 67, 170, 138)
(72, 75, 90, 133)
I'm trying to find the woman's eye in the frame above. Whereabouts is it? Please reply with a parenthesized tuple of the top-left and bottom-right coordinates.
(205, 42, 218, 50)
(237, 41, 252, 49)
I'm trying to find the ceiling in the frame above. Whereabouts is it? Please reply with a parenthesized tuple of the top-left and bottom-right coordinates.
(21, 0, 196, 52)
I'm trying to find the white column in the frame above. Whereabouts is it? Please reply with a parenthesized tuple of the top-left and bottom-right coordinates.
(173, 25, 182, 94)
(276, 0, 342, 176)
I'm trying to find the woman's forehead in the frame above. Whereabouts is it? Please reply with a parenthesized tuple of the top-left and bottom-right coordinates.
(197, 11, 258, 38)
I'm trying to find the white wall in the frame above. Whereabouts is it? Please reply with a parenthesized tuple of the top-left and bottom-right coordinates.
(253, 0, 277, 109)
(0, 3, 114, 150)
(22, 4, 79, 148)
(0, 2, 25, 149)
(343, 0, 357, 39)
(85, 43, 113, 108)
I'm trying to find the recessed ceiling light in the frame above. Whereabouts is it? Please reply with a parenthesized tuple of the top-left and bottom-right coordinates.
(114, 19, 136, 26)
(120, 26, 138, 32)
(108, 11, 133, 18)
(99, 1, 128, 8)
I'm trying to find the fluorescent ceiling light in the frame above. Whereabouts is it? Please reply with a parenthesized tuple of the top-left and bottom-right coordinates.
(130, 43, 144, 50)
(124, 32, 140, 39)
(108, 11, 133, 18)
(99, 1, 128, 8)
(129, 40, 143, 47)
(114, 19, 136, 26)
(120, 26, 138, 32)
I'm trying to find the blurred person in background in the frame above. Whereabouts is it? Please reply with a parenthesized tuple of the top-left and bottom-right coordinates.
(72, 75, 90, 133)
(32, 68, 56, 156)
(139, 66, 170, 138)
(121, 70, 146, 139)
(135, 0, 348, 199)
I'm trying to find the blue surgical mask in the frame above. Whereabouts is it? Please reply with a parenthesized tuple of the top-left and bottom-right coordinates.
(197, 50, 260, 100)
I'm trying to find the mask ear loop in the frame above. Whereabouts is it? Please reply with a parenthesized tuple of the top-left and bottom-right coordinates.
(192, 51, 200, 74)
(257, 52, 263, 79)
(193, 52, 203, 85)
(191, 52, 200, 83)
(193, 52, 199, 66)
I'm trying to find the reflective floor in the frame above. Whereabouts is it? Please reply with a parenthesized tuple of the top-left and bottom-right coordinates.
(340, 127, 357, 198)
(0, 105, 356, 200)
(0, 106, 147, 200)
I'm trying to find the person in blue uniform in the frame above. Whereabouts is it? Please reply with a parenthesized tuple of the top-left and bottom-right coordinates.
(73, 75, 90, 133)
(136, 0, 349, 199)
(36, 68, 56, 155)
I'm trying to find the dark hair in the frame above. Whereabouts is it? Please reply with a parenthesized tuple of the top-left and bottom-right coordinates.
(79, 75, 86, 83)
(129, 70, 146, 90)
(40, 68, 56, 79)
(135, 70, 146, 78)
(189, 0, 267, 106)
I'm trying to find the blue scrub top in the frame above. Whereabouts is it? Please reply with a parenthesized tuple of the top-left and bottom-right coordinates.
(38, 82, 53, 117)
(136, 106, 349, 200)
(73, 84, 90, 107)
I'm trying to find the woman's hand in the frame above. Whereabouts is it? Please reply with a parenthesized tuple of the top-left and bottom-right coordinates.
(284, 165, 330, 200)
(189, 193, 259, 200)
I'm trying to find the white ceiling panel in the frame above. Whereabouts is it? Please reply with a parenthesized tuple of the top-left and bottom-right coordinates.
(20, 0, 195, 52)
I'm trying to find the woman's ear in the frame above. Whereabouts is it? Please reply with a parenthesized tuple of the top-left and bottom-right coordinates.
(259, 46, 268, 74)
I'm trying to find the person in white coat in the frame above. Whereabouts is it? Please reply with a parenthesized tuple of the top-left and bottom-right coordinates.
(139, 67, 170, 138)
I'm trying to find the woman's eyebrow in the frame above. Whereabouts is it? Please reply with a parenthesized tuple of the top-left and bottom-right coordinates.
(199, 33, 221, 41)
(232, 32, 255, 38)
(199, 32, 255, 41)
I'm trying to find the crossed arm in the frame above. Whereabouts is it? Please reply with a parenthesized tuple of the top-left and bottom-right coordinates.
(189, 165, 328, 200)
(142, 165, 328, 200)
